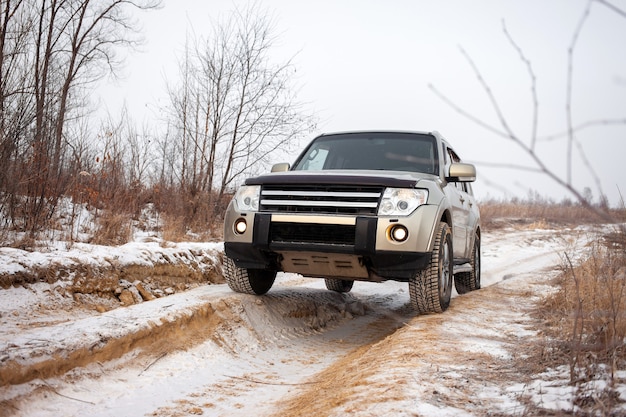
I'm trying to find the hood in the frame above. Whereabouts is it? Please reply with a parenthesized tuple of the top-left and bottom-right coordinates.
(245, 170, 438, 189)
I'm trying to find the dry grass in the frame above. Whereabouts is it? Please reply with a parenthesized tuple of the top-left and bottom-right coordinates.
(161, 215, 188, 243)
(479, 199, 625, 230)
(535, 226, 626, 414)
(553, 231, 626, 362)
(482, 200, 626, 414)
(91, 212, 132, 246)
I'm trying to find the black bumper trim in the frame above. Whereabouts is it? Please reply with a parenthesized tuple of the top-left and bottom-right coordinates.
(253, 213, 272, 249)
(367, 251, 430, 281)
(224, 242, 278, 270)
(355, 216, 377, 254)
(224, 241, 429, 281)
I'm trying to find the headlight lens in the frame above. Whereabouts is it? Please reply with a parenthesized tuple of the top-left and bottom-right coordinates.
(378, 188, 428, 216)
(234, 185, 260, 211)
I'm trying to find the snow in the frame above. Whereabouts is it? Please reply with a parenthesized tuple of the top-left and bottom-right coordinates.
(0, 240, 223, 276)
(1, 224, 624, 416)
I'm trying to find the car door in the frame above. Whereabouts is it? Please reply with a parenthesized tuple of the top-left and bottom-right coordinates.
(462, 181, 480, 249)
(445, 147, 472, 260)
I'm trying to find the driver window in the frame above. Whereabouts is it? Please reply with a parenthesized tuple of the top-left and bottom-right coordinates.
(447, 147, 461, 163)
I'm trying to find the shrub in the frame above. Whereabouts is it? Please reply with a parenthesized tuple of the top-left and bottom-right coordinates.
(541, 226, 626, 390)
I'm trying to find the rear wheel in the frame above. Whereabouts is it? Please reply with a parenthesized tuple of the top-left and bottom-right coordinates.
(324, 278, 354, 293)
(223, 257, 276, 295)
(409, 222, 453, 314)
(454, 232, 481, 295)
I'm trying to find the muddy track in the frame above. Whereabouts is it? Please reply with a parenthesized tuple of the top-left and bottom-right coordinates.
(1, 228, 586, 416)
(1, 281, 417, 417)
(272, 281, 545, 417)
(2, 276, 554, 417)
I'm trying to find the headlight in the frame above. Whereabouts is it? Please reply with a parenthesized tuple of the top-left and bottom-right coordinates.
(378, 188, 428, 216)
(234, 185, 260, 211)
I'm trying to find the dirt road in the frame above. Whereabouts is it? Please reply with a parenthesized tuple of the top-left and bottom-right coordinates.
(0, 227, 596, 416)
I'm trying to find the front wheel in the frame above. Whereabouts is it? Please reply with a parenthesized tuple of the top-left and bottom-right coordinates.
(223, 257, 276, 295)
(409, 222, 453, 314)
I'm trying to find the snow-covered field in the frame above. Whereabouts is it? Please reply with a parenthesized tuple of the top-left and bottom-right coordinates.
(1, 225, 624, 416)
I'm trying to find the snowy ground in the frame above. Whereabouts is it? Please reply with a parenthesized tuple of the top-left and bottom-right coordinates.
(1, 225, 624, 416)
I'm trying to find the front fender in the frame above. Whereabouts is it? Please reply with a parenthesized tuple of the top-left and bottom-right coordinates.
(374, 202, 448, 254)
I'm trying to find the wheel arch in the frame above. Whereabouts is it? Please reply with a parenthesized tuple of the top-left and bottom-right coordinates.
(421, 205, 452, 253)
(440, 208, 452, 228)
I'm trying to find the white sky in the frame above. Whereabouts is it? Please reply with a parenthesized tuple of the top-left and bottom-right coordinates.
(102, 0, 626, 205)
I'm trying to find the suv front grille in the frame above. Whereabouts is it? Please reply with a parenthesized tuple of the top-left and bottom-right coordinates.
(260, 184, 382, 215)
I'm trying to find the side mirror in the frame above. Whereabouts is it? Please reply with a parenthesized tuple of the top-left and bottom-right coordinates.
(271, 162, 290, 172)
(447, 163, 476, 182)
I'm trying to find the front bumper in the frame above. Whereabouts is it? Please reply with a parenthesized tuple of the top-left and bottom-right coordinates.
(224, 212, 432, 281)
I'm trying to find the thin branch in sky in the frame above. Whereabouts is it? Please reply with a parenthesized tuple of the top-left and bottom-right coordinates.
(566, 1, 592, 186)
(428, 1, 615, 220)
(539, 118, 626, 141)
(502, 19, 539, 152)
(574, 136, 604, 195)
(426, 84, 510, 140)
(458, 46, 518, 142)
(595, 0, 626, 18)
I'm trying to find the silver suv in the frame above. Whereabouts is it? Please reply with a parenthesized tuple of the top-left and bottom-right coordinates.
(223, 131, 481, 313)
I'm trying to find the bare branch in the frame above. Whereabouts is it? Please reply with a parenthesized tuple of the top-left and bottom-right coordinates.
(595, 0, 626, 18)
(41, 379, 96, 405)
(430, 3, 615, 221)
(502, 19, 539, 151)
(539, 118, 626, 141)
(566, 1, 592, 185)
(164, 3, 315, 224)
(427, 84, 510, 140)
(459, 46, 518, 140)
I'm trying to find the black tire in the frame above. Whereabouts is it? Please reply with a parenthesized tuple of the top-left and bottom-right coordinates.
(324, 278, 354, 293)
(223, 257, 276, 295)
(454, 232, 481, 295)
(409, 222, 453, 314)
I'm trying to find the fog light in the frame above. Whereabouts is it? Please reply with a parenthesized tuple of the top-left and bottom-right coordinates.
(389, 225, 409, 242)
(234, 218, 247, 234)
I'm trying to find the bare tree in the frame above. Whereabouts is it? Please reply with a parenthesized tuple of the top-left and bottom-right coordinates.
(429, 0, 626, 220)
(0, 1, 35, 225)
(165, 4, 316, 225)
(0, 0, 161, 236)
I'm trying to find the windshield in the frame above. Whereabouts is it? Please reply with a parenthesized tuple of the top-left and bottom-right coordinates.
(292, 132, 439, 175)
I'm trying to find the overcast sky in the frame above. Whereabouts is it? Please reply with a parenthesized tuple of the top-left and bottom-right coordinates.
(102, 0, 626, 205)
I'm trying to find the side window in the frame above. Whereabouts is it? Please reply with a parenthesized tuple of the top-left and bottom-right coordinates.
(447, 148, 461, 163)
(447, 146, 467, 192)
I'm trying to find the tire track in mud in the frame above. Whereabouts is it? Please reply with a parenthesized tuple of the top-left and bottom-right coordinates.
(269, 278, 550, 417)
(0, 300, 223, 387)
(1, 285, 413, 416)
(2, 228, 585, 416)
(144, 286, 415, 417)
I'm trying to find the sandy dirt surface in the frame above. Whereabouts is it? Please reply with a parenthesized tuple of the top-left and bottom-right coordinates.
(1, 226, 624, 416)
